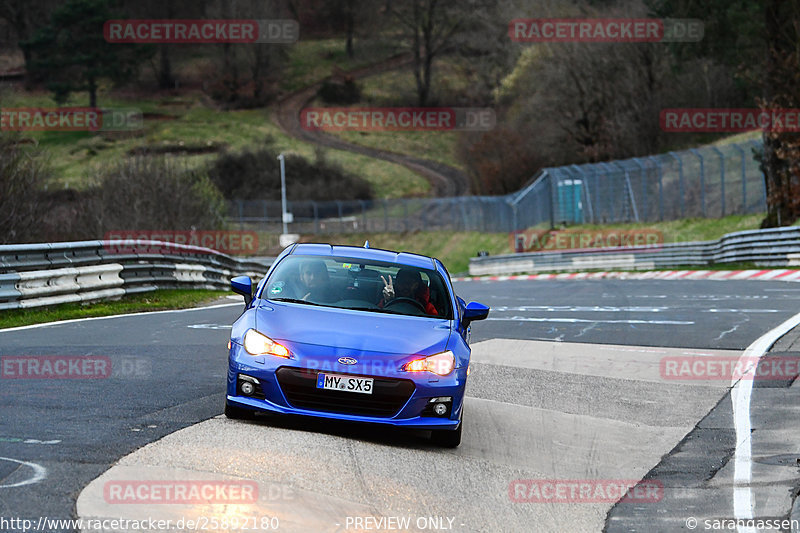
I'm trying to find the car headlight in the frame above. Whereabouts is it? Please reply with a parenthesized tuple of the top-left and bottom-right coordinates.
(243, 329, 290, 358)
(403, 351, 455, 376)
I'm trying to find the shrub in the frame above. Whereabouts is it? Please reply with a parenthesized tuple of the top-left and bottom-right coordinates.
(0, 134, 53, 244)
(208, 141, 373, 202)
(318, 77, 361, 104)
(85, 157, 227, 233)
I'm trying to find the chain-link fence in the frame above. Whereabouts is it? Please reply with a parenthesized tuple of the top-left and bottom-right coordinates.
(227, 196, 515, 234)
(228, 140, 766, 234)
(519, 139, 767, 228)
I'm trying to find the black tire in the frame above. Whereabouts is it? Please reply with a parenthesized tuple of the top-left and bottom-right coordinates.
(224, 401, 255, 420)
(431, 420, 462, 448)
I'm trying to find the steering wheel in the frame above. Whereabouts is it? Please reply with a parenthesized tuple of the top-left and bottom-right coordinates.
(384, 297, 427, 313)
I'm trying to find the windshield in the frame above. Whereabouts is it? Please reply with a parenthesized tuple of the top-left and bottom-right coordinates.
(262, 254, 452, 319)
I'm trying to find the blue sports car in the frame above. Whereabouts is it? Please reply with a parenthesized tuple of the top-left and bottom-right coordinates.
(224, 242, 489, 447)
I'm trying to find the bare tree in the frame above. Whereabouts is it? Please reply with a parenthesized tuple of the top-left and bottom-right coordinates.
(388, 0, 465, 106)
(120, 0, 210, 89)
(205, 0, 290, 107)
(759, 0, 800, 227)
(0, 0, 59, 83)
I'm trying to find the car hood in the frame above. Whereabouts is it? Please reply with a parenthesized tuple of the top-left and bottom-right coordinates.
(255, 301, 451, 355)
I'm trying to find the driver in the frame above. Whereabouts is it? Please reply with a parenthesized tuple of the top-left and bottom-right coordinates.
(298, 260, 336, 302)
(379, 268, 438, 315)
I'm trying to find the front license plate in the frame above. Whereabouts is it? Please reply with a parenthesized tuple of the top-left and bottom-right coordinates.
(316, 373, 373, 394)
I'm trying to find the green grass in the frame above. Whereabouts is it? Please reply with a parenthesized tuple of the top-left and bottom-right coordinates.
(358, 56, 473, 106)
(710, 130, 761, 146)
(317, 58, 470, 171)
(0, 289, 228, 329)
(539, 213, 766, 244)
(282, 38, 399, 93)
(1, 88, 430, 197)
(328, 129, 464, 171)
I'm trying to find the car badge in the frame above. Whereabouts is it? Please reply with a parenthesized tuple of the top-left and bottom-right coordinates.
(337, 357, 358, 365)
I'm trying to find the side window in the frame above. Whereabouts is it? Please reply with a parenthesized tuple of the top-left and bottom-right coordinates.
(426, 273, 450, 318)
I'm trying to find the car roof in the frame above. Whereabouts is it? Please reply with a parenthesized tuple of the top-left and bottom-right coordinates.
(289, 243, 437, 270)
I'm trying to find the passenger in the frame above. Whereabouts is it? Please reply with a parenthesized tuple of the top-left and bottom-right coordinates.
(298, 260, 336, 302)
(380, 268, 438, 315)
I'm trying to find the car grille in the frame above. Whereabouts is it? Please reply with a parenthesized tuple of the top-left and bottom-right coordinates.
(275, 367, 415, 418)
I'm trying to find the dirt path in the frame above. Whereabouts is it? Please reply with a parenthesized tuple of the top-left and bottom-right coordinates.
(274, 54, 470, 197)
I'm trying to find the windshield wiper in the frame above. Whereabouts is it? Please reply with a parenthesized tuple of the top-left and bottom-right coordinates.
(344, 306, 397, 313)
(270, 298, 324, 306)
(344, 306, 429, 316)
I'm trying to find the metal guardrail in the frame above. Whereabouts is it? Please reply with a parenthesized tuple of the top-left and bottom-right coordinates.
(468, 227, 800, 276)
(0, 240, 271, 310)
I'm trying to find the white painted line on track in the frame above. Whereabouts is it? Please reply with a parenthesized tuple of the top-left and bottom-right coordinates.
(490, 305, 779, 314)
(0, 302, 242, 333)
(730, 310, 800, 532)
(486, 317, 693, 325)
(0, 456, 47, 488)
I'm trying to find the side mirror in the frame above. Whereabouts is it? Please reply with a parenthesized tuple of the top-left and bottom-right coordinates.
(463, 301, 490, 326)
(231, 276, 253, 307)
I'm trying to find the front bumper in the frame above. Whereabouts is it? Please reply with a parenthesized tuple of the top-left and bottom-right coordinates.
(226, 344, 466, 431)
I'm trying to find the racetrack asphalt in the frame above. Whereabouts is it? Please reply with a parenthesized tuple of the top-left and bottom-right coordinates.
(2, 280, 800, 532)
